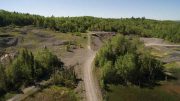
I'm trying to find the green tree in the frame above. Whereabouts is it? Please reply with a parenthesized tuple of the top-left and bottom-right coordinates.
(115, 53, 135, 84)
(6, 49, 34, 89)
(35, 48, 63, 78)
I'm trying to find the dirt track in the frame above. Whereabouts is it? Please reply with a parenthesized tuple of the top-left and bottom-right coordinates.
(83, 33, 102, 101)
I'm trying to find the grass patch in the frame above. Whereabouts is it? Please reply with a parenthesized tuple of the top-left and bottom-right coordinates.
(24, 85, 78, 101)
(106, 85, 180, 101)
(164, 62, 180, 79)
(150, 48, 169, 58)
(106, 62, 180, 101)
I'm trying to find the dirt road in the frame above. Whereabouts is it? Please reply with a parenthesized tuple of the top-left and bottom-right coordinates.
(83, 33, 102, 101)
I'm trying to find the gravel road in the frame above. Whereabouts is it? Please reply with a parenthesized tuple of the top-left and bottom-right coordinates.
(83, 33, 102, 101)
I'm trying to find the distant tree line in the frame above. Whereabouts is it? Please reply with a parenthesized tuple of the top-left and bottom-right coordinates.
(95, 35, 165, 88)
(0, 48, 77, 97)
(0, 10, 180, 42)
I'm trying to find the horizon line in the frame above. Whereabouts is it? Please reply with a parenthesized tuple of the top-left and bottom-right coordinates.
(1, 9, 179, 21)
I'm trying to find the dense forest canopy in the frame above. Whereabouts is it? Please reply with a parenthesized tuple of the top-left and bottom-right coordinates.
(0, 10, 180, 42)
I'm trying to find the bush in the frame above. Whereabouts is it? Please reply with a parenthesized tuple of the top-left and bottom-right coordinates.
(75, 32, 81, 36)
(51, 68, 77, 88)
(6, 49, 34, 89)
(35, 48, 63, 78)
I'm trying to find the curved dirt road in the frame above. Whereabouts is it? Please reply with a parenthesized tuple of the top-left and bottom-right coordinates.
(83, 33, 102, 101)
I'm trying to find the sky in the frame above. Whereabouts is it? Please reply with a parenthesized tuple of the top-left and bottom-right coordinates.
(0, 0, 180, 20)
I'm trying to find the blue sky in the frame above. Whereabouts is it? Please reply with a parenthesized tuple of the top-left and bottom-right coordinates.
(0, 0, 179, 20)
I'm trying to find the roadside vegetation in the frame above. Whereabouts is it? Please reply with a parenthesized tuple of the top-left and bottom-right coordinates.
(95, 35, 165, 88)
(0, 10, 180, 43)
(0, 48, 77, 100)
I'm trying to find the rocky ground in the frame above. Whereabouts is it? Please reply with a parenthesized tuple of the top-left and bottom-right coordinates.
(140, 37, 180, 63)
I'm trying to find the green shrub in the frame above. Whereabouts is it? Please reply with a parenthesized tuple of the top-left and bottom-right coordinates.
(6, 49, 34, 89)
(51, 68, 77, 88)
(75, 32, 81, 36)
(35, 48, 63, 78)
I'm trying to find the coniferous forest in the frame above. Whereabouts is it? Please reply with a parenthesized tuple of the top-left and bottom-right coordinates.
(0, 10, 179, 42)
